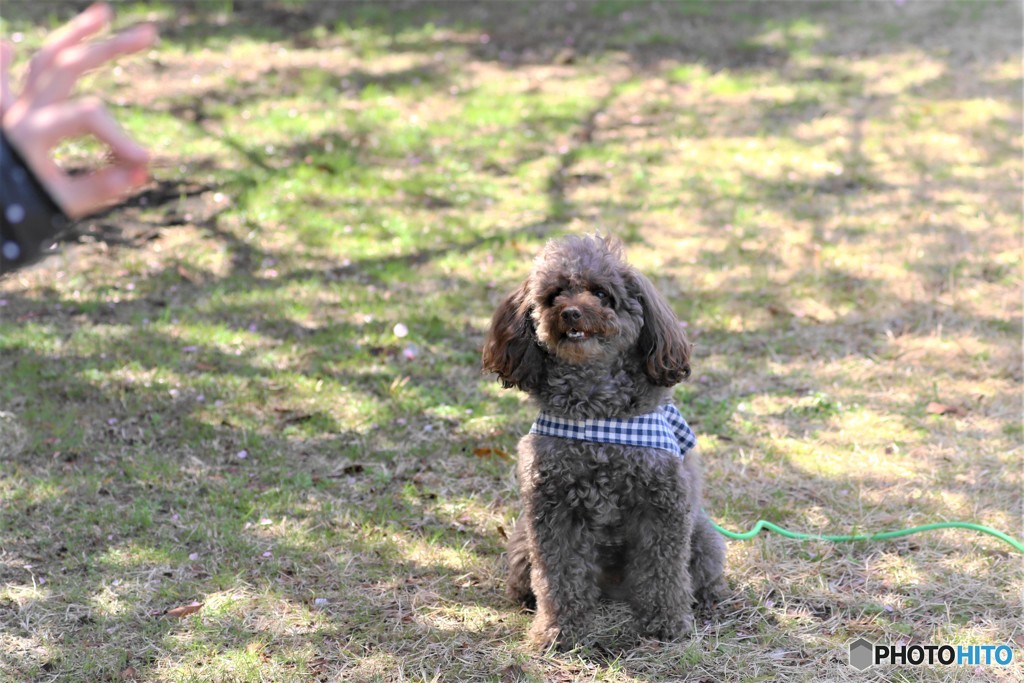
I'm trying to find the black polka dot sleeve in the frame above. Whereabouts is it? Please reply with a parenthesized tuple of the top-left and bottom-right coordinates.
(1, 132, 70, 274)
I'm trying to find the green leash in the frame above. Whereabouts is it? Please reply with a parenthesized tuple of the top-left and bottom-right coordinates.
(711, 518, 1024, 554)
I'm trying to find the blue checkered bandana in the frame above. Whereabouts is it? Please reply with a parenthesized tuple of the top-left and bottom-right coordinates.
(529, 403, 697, 459)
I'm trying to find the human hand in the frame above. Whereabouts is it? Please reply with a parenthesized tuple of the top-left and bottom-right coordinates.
(0, 2, 157, 220)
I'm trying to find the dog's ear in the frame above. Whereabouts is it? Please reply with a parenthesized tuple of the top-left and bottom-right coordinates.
(629, 270, 691, 387)
(482, 280, 546, 391)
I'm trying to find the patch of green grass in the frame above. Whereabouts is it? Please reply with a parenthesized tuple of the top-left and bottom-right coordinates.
(787, 392, 843, 420)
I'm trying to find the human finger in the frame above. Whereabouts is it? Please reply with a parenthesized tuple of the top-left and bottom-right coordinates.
(24, 2, 112, 93)
(30, 98, 149, 166)
(49, 162, 148, 219)
(30, 23, 156, 107)
(1, 41, 12, 115)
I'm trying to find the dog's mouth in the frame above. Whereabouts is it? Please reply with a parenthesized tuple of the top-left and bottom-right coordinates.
(564, 328, 591, 342)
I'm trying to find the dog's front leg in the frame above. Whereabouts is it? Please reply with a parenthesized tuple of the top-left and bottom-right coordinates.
(624, 505, 696, 641)
(525, 495, 601, 650)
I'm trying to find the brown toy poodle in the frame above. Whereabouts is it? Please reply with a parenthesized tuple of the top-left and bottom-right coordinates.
(482, 234, 726, 649)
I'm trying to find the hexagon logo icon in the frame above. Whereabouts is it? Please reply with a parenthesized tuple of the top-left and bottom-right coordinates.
(849, 638, 874, 670)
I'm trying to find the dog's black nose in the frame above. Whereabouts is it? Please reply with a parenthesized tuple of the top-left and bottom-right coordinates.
(561, 307, 582, 324)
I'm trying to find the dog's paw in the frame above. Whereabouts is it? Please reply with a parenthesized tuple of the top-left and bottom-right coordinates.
(638, 611, 695, 642)
(693, 575, 729, 608)
(527, 621, 561, 650)
(527, 618, 590, 651)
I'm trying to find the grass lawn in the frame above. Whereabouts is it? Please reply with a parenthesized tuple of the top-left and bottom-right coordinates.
(0, 1, 1021, 681)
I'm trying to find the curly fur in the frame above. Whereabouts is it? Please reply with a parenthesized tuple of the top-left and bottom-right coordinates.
(483, 235, 727, 649)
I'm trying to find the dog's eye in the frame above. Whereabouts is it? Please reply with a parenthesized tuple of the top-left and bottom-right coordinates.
(545, 290, 562, 307)
(593, 289, 612, 306)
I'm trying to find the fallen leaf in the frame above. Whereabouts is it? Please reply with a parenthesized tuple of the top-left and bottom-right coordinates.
(165, 602, 203, 618)
(926, 402, 967, 417)
(118, 666, 138, 681)
(497, 524, 507, 540)
(273, 407, 315, 424)
(473, 447, 512, 461)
